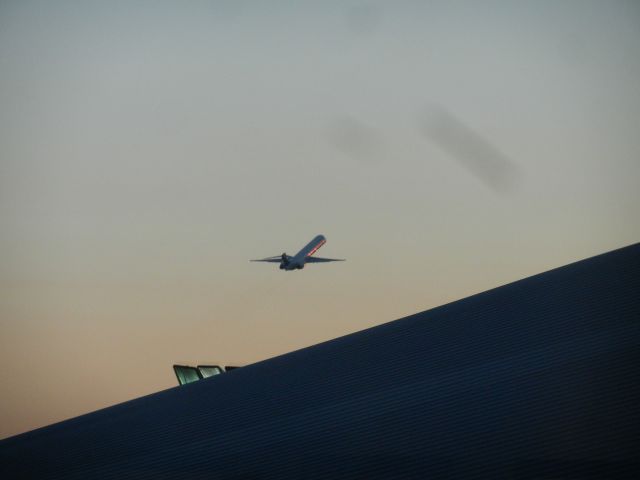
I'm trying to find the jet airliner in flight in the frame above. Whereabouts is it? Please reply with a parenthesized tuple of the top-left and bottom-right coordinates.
(251, 234, 345, 271)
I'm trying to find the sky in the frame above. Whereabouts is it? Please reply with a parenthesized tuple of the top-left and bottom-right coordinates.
(1, 0, 639, 439)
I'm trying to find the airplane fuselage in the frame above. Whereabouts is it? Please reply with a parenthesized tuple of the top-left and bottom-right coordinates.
(280, 234, 326, 270)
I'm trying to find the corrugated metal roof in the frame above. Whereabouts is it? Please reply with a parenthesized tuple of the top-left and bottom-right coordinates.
(2, 243, 639, 479)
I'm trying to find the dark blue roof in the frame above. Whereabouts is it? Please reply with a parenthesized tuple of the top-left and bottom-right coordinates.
(2, 243, 639, 479)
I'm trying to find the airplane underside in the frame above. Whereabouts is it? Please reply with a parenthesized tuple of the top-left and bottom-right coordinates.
(280, 264, 304, 270)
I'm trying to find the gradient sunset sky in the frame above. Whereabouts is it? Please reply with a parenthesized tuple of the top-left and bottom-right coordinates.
(1, 0, 639, 439)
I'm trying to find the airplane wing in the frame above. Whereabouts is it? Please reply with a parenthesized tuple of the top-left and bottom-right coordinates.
(250, 256, 282, 263)
(305, 257, 345, 263)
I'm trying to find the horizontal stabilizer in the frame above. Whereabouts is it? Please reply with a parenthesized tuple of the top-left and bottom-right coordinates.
(250, 256, 282, 263)
(305, 257, 345, 263)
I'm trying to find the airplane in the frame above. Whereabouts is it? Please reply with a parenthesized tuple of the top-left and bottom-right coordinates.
(251, 234, 345, 271)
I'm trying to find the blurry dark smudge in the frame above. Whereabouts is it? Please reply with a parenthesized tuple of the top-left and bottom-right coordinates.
(326, 116, 382, 164)
(421, 106, 521, 193)
(345, 4, 380, 35)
